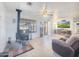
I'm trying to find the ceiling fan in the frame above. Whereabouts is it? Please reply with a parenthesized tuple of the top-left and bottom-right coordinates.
(40, 3, 55, 17)
(26, 2, 55, 17)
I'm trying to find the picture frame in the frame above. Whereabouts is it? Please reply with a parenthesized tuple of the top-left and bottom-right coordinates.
(57, 19, 70, 28)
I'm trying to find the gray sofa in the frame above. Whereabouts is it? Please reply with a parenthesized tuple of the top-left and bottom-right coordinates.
(52, 35, 79, 57)
(52, 39, 74, 57)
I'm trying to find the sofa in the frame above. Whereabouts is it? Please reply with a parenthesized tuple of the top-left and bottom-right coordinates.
(52, 35, 79, 57)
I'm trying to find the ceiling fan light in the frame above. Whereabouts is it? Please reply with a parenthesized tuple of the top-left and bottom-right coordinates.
(40, 3, 49, 17)
(41, 9, 48, 17)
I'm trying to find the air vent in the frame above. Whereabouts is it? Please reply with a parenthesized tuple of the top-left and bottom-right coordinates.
(26, 2, 32, 6)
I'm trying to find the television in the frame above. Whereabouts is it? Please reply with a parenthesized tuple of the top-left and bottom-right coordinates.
(57, 20, 70, 28)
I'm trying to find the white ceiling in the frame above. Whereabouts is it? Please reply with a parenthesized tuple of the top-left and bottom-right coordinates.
(3, 2, 79, 11)
(2, 2, 79, 19)
(3, 2, 44, 12)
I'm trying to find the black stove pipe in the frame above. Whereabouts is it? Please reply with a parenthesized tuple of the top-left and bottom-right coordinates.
(16, 9, 22, 39)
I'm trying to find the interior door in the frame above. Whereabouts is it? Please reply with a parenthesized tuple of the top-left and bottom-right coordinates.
(40, 22, 44, 37)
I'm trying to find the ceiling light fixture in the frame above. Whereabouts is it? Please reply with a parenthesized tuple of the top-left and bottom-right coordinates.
(41, 3, 48, 17)
(41, 3, 53, 17)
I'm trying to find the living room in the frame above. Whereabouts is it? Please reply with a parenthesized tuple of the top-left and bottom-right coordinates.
(0, 2, 79, 57)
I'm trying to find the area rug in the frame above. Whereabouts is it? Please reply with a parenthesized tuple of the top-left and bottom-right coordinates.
(9, 43, 34, 57)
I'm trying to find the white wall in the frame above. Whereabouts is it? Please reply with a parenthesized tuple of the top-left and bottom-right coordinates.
(5, 11, 17, 42)
(0, 3, 7, 52)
